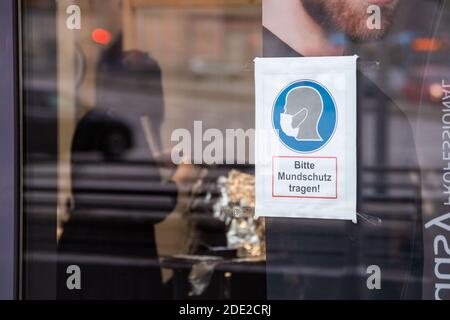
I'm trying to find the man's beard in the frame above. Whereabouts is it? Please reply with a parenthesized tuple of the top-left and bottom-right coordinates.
(301, 0, 398, 41)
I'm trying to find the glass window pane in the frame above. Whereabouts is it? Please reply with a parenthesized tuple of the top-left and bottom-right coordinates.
(21, 0, 450, 300)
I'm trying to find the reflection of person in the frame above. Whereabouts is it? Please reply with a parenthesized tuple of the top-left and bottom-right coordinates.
(57, 35, 193, 299)
(263, 0, 422, 299)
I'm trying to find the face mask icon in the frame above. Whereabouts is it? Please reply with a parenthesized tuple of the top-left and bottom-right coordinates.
(281, 87, 324, 141)
(280, 111, 302, 138)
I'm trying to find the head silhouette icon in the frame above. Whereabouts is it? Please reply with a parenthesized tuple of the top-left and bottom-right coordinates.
(279, 86, 324, 141)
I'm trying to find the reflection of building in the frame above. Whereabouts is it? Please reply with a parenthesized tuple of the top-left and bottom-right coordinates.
(130, 2, 261, 75)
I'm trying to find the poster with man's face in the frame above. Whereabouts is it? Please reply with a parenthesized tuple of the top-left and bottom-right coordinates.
(263, 0, 402, 56)
(263, 0, 450, 300)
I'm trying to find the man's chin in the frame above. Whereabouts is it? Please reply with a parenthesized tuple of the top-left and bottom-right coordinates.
(301, 0, 398, 42)
(341, 8, 397, 41)
(346, 24, 391, 42)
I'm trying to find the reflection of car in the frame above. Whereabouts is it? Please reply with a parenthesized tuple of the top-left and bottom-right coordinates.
(25, 88, 133, 159)
(403, 65, 449, 103)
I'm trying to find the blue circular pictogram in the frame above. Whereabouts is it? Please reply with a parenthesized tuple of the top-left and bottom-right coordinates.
(273, 80, 337, 153)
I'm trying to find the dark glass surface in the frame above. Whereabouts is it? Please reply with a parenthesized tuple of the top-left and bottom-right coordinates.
(21, 0, 450, 300)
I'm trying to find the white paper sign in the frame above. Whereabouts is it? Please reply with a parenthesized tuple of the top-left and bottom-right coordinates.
(255, 56, 358, 222)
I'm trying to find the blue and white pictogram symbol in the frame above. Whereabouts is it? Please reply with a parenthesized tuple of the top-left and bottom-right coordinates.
(273, 80, 337, 153)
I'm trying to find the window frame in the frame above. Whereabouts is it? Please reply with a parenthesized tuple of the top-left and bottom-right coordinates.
(0, 0, 20, 300)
